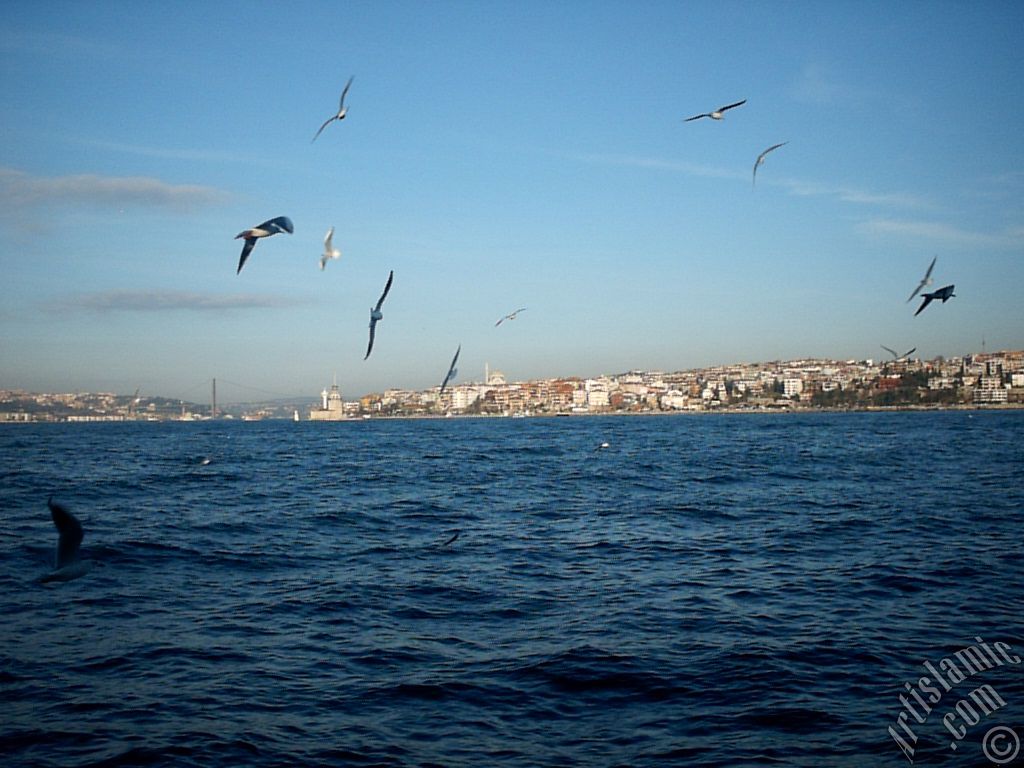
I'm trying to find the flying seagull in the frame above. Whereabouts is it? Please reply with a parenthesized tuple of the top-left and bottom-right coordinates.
(684, 99, 746, 122)
(312, 76, 354, 143)
(235, 216, 294, 274)
(753, 142, 788, 186)
(907, 256, 937, 303)
(39, 497, 92, 583)
(914, 284, 955, 317)
(495, 307, 527, 327)
(319, 226, 341, 270)
(365, 270, 394, 360)
(440, 344, 461, 394)
(881, 345, 917, 360)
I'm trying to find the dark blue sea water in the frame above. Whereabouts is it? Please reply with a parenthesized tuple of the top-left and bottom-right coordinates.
(2, 412, 1022, 767)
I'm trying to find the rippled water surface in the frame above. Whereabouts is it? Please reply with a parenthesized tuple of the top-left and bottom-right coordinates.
(2, 412, 1022, 766)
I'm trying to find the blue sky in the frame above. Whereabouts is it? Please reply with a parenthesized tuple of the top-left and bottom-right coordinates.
(2, 1, 1022, 402)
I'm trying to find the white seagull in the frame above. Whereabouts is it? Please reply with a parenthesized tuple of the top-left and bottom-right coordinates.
(684, 99, 747, 122)
(440, 344, 461, 394)
(39, 497, 93, 583)
(312, 76, 354, 143)
(907, 256, 937, 303)
(881, 345, 917, 361)
(319, 227, 341, 270)
(235, 216, 294, 274)
(495, 307, 527, 327)
(753, 142, 788, 186)
(365, 270, 394, 360)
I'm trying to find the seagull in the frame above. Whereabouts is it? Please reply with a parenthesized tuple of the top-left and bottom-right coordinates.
(595, 441, 610, 451)
(495, 307, 527, 327)
(39, 497, 92, 584)
(907, 256, 937, 303)
(914, 284, 955, 316)
(235, 216, 294, 274)
(319, 226, 341, 270)
(439, 344, 461, 394)
(312, 76, 354, 143)
(365, 270, 394, 360)
(753, 142, 788, 186)
(683, 99, 747, 122)
(881, 345, 917, 360)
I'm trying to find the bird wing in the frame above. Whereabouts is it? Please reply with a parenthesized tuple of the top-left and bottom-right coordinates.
(339, 76, 353, 110)
(48, 498, 83, 569)
(904, 347, 916, 358)
(365, 316, 377, 360)
(237, 238, 257, 274)
(914, 294, 934, 316)
(907, 257, 937, 302)
(375, 270, 394, 311)
(683, 113, 709, 122)
(312, 115, 336, 143)
(881, 345, 898, 358)
(495, 316, 505, 326)
(269, 216, 293, 234)
(441, 345, 461, 392)
(720, 99, 747, 112)
(324, 227, 334, 251)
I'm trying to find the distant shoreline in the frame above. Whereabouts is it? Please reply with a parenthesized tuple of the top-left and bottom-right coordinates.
(4, 402, 1023, 425)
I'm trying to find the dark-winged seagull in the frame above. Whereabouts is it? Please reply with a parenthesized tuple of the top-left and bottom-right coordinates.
(319, 226, 341, 270)
(312, 76, 353, 143)
(439, 344, 461, 394)
(753, 142, 788, 186)
(914, 285, 955, 316)
(684, 99, 746, 122)
(235, 216, 294, 274)
(495, 307, 527, 327)
(881, 345, 917, 361)
(39, 497, 92, 583)
(365, 270, 394, 360)
(907, 256, 937, 303)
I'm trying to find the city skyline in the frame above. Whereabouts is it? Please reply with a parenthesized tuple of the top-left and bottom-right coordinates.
(2, 3, 1023, 402)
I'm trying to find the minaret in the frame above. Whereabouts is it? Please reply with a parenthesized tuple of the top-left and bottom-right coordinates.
(485, 362, 489, 386)
(211, 378, 217, 419)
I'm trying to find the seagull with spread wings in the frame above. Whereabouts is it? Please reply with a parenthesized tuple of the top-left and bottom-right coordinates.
(312, 77, 354, 143)
(684, 99, 746, 122)
(914, 285, 955, 317)
(319, 227, 341, 270)
(881, 345, 917, 361)
(753, 142, 788, 186)
(365, 270, 394, 360)
(907, 256, 937, 303)
(235, 216, 294, 274)
(495, 307, 527, 326)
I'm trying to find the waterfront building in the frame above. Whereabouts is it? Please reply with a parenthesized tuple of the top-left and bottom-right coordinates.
(309, 379, 347, 421)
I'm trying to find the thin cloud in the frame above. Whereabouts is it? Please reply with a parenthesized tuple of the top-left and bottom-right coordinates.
(0, 167, 229, 212)
(573, 152, 929, 209)
(790, 62, 875, 106)
(860, 218, 1024, 249)
(58, 290, 303, 314)
(572, 152, 747, 182)
(76, 138, 256, 165)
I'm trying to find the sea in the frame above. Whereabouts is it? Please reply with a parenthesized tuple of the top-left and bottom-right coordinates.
(1, 411, 1022, 768)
